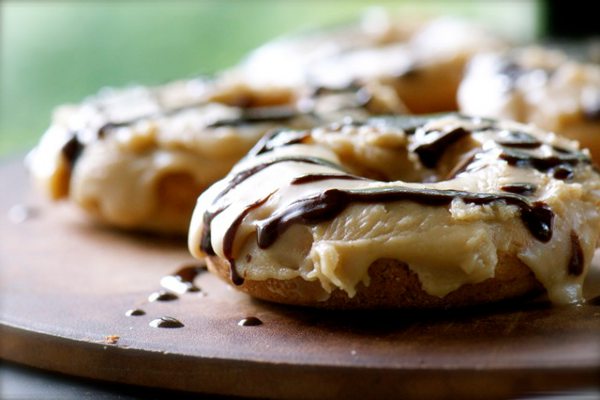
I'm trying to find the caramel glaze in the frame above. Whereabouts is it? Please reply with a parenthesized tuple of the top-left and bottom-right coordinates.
(254, 188, 554, 249)
(198, 116, 596, 286)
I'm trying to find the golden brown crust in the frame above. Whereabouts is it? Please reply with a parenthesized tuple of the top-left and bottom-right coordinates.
(205, 255, 543, 309)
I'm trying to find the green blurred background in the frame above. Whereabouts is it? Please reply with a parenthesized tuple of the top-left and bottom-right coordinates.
(0, 0, 545, 156)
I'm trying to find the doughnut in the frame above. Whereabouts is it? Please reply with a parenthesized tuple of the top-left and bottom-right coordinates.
(234, 15, 506, 114)
(28, 78, 404, 234)
(188, 114, 600, 308)
(458, 46, 600, 162)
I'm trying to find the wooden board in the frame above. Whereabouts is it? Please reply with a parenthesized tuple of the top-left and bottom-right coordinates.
(1, 158, 600, 399)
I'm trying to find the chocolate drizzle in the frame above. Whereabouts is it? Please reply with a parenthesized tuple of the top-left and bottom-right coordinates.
(500, 183, 538, 196)
(206, 105, 300, 128)
(200, 156, 346, 256)
(413, 127, 470, 168)
(250, 129, 311, 157)
(252, 188, 554, 250)
(223, 194, 274, 285)
(567, 231, 584, 276)
(291, 173, 365, 185)
(551, 165, 575, 180)
(496, 130, 542, 149)
(61, 134, 85, 167)
(500, 148, 586, 172)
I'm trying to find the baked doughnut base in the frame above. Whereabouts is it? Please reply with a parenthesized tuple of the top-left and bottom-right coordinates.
(205, 255, 544, 309)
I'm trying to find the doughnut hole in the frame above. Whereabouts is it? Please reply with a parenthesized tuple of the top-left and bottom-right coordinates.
(384, 59, 464, 114)
(324, 127, 482, 184)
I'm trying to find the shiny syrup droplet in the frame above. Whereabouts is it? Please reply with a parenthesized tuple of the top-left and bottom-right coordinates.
(148, 290, 178, 302)
(125, 309, 146, 316)
(149, 317, 184, 328)
(238, 317, 263, 327)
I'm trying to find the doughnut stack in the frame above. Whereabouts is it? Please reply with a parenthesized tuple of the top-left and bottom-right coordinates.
(30, 11, 600, 307)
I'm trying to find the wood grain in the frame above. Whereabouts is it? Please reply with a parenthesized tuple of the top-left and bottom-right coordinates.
(1, 158, 599, 399)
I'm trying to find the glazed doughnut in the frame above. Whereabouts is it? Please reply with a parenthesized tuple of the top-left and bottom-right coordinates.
(458, 46, 600, 162)
(234, 15, 506, 114)
(188, 114, 600, 308)
(28, 78, 404, 234)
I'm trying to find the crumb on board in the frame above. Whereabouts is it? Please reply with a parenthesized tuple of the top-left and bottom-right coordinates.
(104, 335, 120, 345)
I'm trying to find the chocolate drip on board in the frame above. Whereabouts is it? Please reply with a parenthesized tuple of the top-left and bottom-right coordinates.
(149, 317, 184, 328)
(160, 264, 206, 294)
(238, 317, 263, 327)
(125, 309, 146, 317)
(148, 290, 179, 302)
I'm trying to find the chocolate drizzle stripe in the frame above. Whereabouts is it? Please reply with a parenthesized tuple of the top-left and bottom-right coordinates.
(206, 105, 301, 128)
(291, 173, 366, 185)
(214, 156, 345, 205)
(413, 127, 470, 168)
(568, 231, 584, 276)
(500, 148, 587, 172)
(250, 129, 312, 157)
(500, 183, 538, 196)
(253, 188, 554, 250)
(223, 193, 274, 285)
(200, 156, 345, 255)
(61, 134, 85, 167)
(445, 149, 480, 179)
(200, 204, 229, 255)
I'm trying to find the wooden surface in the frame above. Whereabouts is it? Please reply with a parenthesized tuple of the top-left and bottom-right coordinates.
(1, 158, 600, 399)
